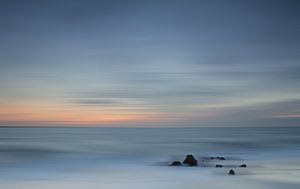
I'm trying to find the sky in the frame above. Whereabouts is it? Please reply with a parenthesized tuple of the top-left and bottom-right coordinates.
(0, 0, 299, 127)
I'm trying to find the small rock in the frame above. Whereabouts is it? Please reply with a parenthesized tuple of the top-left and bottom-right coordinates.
(170, 161, 182, 166)
(183, 155, 198, 166)
(219, 157, 226, 160)
(239, 164, 247, 168)
(215, 164, 223, 168)
(228, 169, 235, 175)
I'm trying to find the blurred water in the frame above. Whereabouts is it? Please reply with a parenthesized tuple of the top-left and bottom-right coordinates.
(0, 127, 300, 189)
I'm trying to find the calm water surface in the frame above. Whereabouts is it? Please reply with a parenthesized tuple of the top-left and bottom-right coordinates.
(0, 127, 299, 189)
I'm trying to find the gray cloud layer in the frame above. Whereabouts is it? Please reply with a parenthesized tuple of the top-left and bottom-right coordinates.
(0, 0, 299, 126)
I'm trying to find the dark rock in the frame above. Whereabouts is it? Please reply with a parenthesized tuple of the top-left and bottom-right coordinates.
(210, 157, 215, 160)
(228, 169, 235, 175)
(239, 164, 247, 168)
(219, 157, 226, 160)
(183, 155, 198, 166)
(215, 164, 223, 168)
(170, 161, 182, 166)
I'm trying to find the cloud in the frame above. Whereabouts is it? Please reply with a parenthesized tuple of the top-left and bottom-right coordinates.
(0, 0, 299, 127)
(75, 99, 118, 106)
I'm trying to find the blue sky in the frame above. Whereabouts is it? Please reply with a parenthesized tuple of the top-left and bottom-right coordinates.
(0, 0, 299, 127)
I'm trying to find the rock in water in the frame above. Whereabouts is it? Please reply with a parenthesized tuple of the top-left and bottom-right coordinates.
(228, 169, 235, 175)
(183, 155, 198, 166)
(170, 161, 182, 166)
(239, 164, 247, 168)
(215, 164, 223, 168)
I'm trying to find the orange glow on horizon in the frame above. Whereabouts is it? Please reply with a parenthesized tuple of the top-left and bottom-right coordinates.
(0, 101, 220, 126)
(0, 103, 165, 126)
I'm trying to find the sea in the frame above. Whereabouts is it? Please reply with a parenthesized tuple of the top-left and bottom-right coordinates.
(0, 127, 299, 189)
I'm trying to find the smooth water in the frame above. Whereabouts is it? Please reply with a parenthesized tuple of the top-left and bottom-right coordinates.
(0, 127, 300, 189)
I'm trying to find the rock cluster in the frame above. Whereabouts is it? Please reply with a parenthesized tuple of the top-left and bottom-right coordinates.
(169, 154, 248, 175)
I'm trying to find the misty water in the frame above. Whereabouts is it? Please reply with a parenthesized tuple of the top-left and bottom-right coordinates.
(0, 127, 300, 189)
